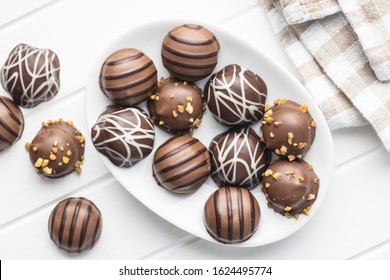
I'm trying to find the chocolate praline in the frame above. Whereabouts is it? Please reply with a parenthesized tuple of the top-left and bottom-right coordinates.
(1, 43, 60, 108)
(162, 24, 220, 82)
(27, 119, 85, 178)
(0, 96, 24, 151)
(147, 78, 205, 135)
(48, 197, 102, 253)
(153, 135, 211, 194)
(99, 48, 157, 106)
(262, 159, 320, 218)
(209, 127, 271, 189)
(91, 105, 155, 168)
(205, 64, 267, 126)
(262, 99, 316, 161)
(204, 186, 261, 244)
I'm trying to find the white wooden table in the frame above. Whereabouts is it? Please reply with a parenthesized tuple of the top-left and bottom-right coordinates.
(1, 0, 390, 260)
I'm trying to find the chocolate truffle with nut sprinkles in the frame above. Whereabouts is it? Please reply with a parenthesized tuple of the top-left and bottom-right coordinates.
(262, 99, 316, 161)
(26, 119, 85, 178)
(262, 159, 320, 218)
(147, 77, 205, 135)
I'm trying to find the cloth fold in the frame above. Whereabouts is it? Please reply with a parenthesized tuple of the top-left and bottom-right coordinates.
(261, 0, 390, 152)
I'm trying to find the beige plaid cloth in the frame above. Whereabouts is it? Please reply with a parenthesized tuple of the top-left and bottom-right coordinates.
(260, 0, 390, 152)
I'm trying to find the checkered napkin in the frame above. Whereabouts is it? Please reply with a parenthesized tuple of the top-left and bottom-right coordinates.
(260, 0, 390, 152)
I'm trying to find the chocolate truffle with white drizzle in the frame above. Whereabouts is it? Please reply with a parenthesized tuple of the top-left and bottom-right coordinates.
(1, 44, 60, 108)
(205, 64, 267, 126)
(91, 105, 155, 168)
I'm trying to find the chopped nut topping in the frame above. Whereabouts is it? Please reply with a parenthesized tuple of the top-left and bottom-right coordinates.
(155, 96, 160, 101)
(267, 202, 272, 209)
(287, 132, 294, 145)
(174, 82, 178, 86)
(41, 121, 48, 127)
(298, 142, 307, 150)
(264, 183, 271, 188)
(265, 104, 271, 111)
(25, 142, 31, 151)
(62, 156, 70, 164)
(32, 147, 38, 152)
(265, 117, 273, 124)
(261, 120, 266, 125)
(188, 118, 194, 123)
(75, 161, 82, 168)
(66, 150, 72, 156)
(273, 121, 282, 127)
(42, 167, 52, 175)
(311, 120, 317, 127)
(280, 146, 287, 155)
(299, 104, 308, 113)
(275, 149, 281, 155)
(284, 212, 291, 218)
(307, 164, 313, 170)
(307, 194, 316, 201)
(52, 147, 58, 153)
(298, 176, 304, 183)
(193, 118, 201, 127)
(259, 136, 265, 143)
(177, 105, 185, 113)
(49, 154, 56, 161)
(170, 94, 174, 99)
(264, 109, 273, 118)
(75, 167, 82, 174)
(314, 178, 320, 184)
(270, 132, 275, 138)
(186, 96, 192, 102)
(75, 135, 85, 143)
(183, 81, 188, 85)
(53, 141, 58, 147)
(294, 214, 299, 219)
(185, 102, 194, 114)
(66, 120, 74, 126)
(288, 155, 296, 161)
(297, 154, 303, 159)
(286, 171, 295, 175)
(274, 98, 288, 105)
(81, 155, 84, 161)
(263, 169, 273, 177)
(59, 117, 63, 123)
(284, 206, 292, 211)
(42, 159, 49, 168)
(303, 208, 310, 215)
(59, 146, 64, 152)
(272, 172, 281, 181)
(150, 94, 157, 100)
(34, 158, 44, 168)
(172, 111, 178, 118)
(58, 162, 63, 166)
(159, 120, 165, 125)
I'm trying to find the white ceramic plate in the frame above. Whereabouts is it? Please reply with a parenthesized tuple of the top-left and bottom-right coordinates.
(85, 20, 334, 247)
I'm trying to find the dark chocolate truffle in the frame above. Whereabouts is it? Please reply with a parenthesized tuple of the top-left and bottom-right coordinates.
(162, 24, 220, 82)
(209, 127, 270, 189)
(99, 48, 157, 106)
(262, 159, 320, 218)
(27, 119, 85, 178)
(48, 197, 102, 253)
(205, 64, 267, 126)
(262, 99, 316, 161)
(147, 78, 205, 135)
(1, 43, 60, 108)
(204, 186, 261, 244)
(153, 135, 211, 194)
(0, 96, 24, 151)
(91, 105, 155, 168)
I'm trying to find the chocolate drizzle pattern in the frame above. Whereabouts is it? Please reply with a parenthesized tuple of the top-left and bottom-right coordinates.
(91, 105, 155, 168)
(204, 186, 261, 244)
(99, 48, 157, 106)
(48, 197, 102, 253)
(0, 96, 24, 151)
(153, 136, 211, 194)
(162, 24, 220, 82)
(205, 64, 267, 126)
(1, 44, 60, 108)
(209, 127, 270, 189)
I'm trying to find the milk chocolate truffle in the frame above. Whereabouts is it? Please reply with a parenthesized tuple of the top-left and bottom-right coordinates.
(1, 44, 60, 108)
(48, 197, 102, 253)
(26, 119, 85, 178)
(153, 136, 211, 194)
(209, 127, 271, 189)
(262, 159, 320, 218)
(0, 96, 24, 151)
(99, 48, 157, 106)
(205, 64, 267, 126)
(262, 99, 316, 161)
(162, 24, 220, 82)
(91, 105, 155, 168)
(204, 186, 261, 244)
(147, 78, 205, 135)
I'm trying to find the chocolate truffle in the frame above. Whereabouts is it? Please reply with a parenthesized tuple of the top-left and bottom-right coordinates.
(262, 159, 320, 218)
(91, 105, 155, 168)
(99, 48, 157, 106)
(26, 119, 85, 178)
(1, 43, 60, 108)
(204, 186, 261, 244)
(48, 197, 102, 253)
(162, 24, 220, 82)
(262, 99, 316, 161)
(0, 96, 24, 151)
(153, 135, 211, 194)
(147, 78, 205, 135)
(205, 64, 267, 126)
(209, 127, 270, 189)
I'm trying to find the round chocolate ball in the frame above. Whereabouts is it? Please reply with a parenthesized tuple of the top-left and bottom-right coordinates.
(91, 105, 155, 168)
(147, 78, 205, 135)
(153, 135, 211, 194)
(0, 96, 24, 151)
(1, 43, 60, 108)
(99, 48, 157, 106)
(209, 127, 271, 189)
(48, 197, 102, 253)
(204, 186, 261, 244)
(262, 159, 320, 218)
(204, 64, 267, 126)
(262, 99, 316, 161)
(27, 119, 85, 178)
(162, 24, 220, 82)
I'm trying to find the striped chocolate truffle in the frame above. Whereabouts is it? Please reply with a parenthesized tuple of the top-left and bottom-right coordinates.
(48, 197, 102, 254)
(162, 24, 220, 82)
(0, 96, 24, 151)
(204, 186, 261, 244)
(153, 135, 211, 194)
(99, 48, 157, 106)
